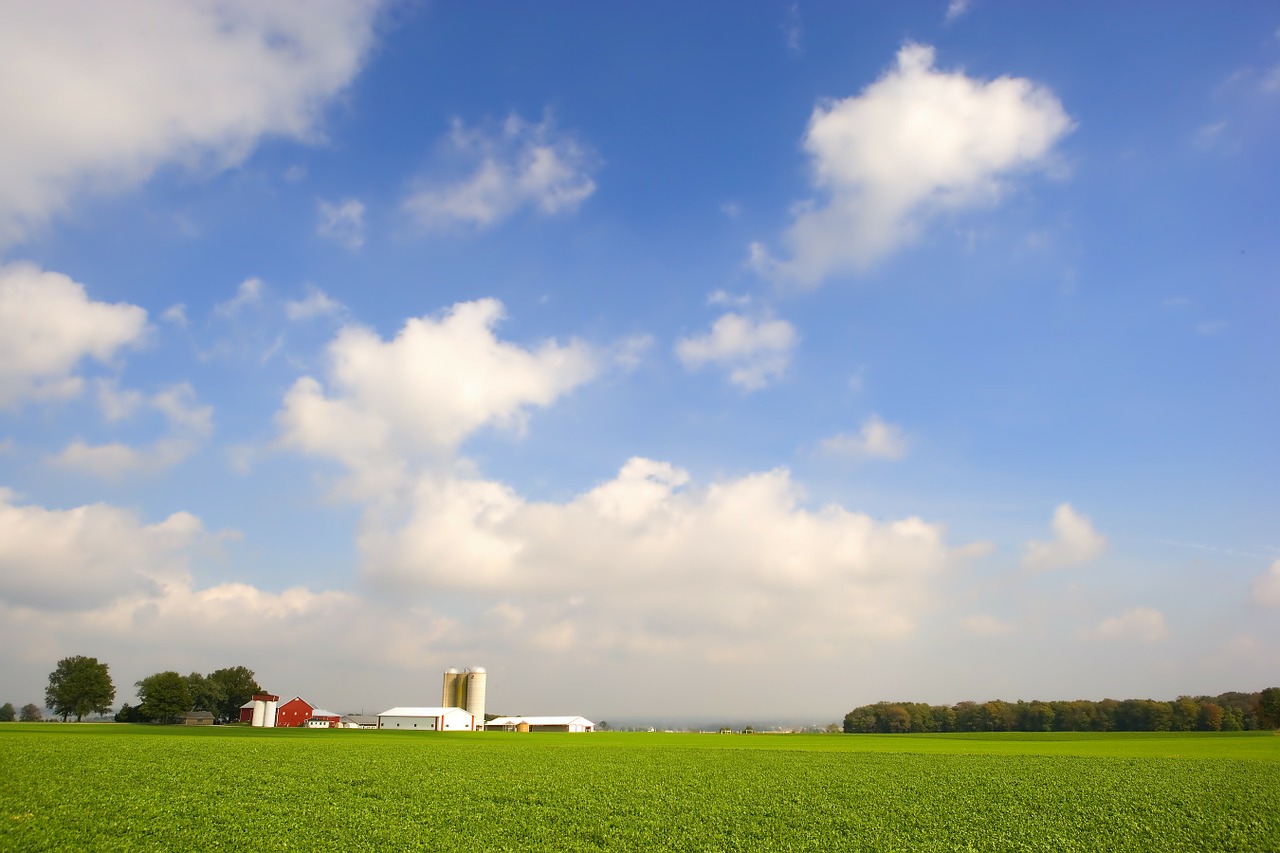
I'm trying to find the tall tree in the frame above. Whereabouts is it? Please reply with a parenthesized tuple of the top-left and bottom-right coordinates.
(45, 655, 115, 722)
(0, 702, 15, 722)
(136, 671, 191, 724)
(207, 666, 262, 723)
(185, 672, 220, 713)
(1258, 687, 1280, 729)
(20, 703, 43, 722)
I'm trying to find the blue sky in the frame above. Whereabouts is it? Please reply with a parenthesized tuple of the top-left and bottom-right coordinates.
(1, 1, 1276, 723)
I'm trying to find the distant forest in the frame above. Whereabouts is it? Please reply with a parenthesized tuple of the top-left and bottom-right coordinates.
(844, 688, 1280, 733)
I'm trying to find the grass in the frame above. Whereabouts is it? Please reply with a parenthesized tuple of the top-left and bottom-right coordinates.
(2, 725, 1278, 851)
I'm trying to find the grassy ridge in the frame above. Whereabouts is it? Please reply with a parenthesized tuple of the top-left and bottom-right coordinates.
(2, 726, 1278, 851)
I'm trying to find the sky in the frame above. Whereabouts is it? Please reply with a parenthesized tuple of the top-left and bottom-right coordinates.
(0, 1, 1277, 724)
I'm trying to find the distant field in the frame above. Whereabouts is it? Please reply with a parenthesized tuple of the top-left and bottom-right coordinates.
(2, 725, 1277, 851)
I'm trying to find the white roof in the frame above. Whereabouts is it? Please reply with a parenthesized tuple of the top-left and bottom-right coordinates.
(378, 706, 471, 717)
(487, 715, 594, 726)
(309, 708, 340, 717)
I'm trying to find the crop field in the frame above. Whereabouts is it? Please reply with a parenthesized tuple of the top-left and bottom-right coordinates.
(2, 726, 1278, 852)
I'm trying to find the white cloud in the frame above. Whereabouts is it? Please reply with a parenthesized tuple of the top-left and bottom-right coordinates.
(1251, 559, 1280, 607)
(0, 490, 202, 610)
(51, 382, 214, 477)
(819, 415, 909, 460)
(1022, 503, 1107, 570)
(675, 312, 797, 391)
(286, 284, 344, 321)
(215, 277, 264, 317)
(357, 459, 967, 656)
(403, 113, 598, 230)
(161, 304, 189, 328)
(945, 0, 971, 23)
(754, 42, 1073, 285)
(277, 299, 600, 494)
(0, 263, 149, 408)
(707, 290, 753, 308)
(0, 0, 386, 246)
(316, 198, 365, 249)
(1078, 607, 1168, 643)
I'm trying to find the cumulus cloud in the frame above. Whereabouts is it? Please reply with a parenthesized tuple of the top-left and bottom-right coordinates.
(276, 299, 600, 494)
(316, 198, 365, 249)
(753, 42, 1073, 285)
(819, 415, 909, 460)
(0, 0, 386, 246)
(1251, 559, 1280, 607)
(0, 490, 202, 610)
(50, 382, 214, 477)
(1078, 607, 1168, 643)
(403, 113, 598, 230)
(675, 312, 797, 391)
(357, 458, 966, 657)
(0, 263, 149, 408)
(1022, 503, 1107, 570)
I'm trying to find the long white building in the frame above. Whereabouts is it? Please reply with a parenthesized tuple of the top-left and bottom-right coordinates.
(486, 715, 595, 733)
(377, 706, 477, 731)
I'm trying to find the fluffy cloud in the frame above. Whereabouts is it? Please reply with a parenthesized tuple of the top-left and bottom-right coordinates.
(50, 382, 214, 477)
(1251, 559, 1280, 607)
(277, 299, 600, 493)
(316, 198, 365, 250)
(1022, 503, 1107, 570)
(357, 458, 966, 657)
(1078, 607, 1168, 643)
(0, 0, 386, 245)
(0, 490, 202, 610)
(753, 42, 1073, 285)
(0, 263, 149, 408)
(215, 277, 265, 318)
(403, 113, 598, 230)
(676, 312, 797, 391)
(820, 415, 909, 460)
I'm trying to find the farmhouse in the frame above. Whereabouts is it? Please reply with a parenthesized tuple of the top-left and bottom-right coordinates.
(182, 710, 215, 726)
(377, 706, 477, 731)
(486, 715, 596, 733)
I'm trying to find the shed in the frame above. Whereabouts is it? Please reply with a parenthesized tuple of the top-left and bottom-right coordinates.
(182, 710, 215, 726)
(305, 708, 342, 728)
(377, 706, 476, 731)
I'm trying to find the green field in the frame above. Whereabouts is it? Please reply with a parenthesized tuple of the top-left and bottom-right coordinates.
(2, 725, 1278, 851)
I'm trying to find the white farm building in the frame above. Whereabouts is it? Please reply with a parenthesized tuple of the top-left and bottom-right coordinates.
(486, 715, 595, 733)
(377, 706, 477, 731)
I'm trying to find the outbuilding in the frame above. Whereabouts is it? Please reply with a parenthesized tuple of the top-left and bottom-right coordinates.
(377, 706, 476, 731)
(182, 710, 215, 726)
(486, 715, 595, 733)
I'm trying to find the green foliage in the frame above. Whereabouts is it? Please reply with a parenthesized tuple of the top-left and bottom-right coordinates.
(45, 655, 115, 722)
(846, 689, 1280, 734)
(0, 702, 14, 722)
(206, 666, 262, 723)
(0, 728, 1277, 851)
(135, 671, 191, 724)
(19, 703, 42, 722)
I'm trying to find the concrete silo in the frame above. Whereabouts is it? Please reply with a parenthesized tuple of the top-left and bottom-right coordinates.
(463, 667, 486, 722)
(442, 668, 462, 708)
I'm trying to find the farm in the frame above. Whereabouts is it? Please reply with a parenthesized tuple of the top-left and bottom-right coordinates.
(2, 725, 1278, 851)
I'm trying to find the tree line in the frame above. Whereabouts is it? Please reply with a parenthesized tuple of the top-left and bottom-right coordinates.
(843, 688, 1280, 733)
(1, 655, 262, 725)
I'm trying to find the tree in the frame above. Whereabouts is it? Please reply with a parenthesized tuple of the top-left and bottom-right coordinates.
(136, 671, 191, 724)
(20, 703, 43, 722)
(207, 666, 262, 723)
(185, 672, 220, 713)
(46, 655, 115, 722)
(0, 702, 15, 722)
(1258, 687, 1280, 729)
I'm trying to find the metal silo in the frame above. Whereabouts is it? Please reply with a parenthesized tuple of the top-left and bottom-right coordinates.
(264, 698, 277, 727)
(250, 699, 265, 727)
(464, 667, 486, 722)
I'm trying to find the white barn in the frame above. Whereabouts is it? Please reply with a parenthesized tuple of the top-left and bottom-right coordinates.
(377, 706, 476, 731)
(486, 715, 595, 733)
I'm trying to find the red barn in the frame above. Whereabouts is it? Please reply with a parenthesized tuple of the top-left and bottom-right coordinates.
(274, 696, 316, 727)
